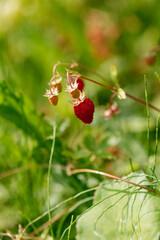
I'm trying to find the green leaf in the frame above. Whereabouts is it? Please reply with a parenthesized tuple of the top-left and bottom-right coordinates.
(0, 81, 44, 142)
(76, 171, 160, 240)
(0, 104, 41, 140)
(95, 152, 114, 159)
(63, 149, 90, 160)
(83, 136, 96, 152)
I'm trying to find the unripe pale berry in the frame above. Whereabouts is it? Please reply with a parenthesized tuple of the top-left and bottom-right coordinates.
(52, 83, 62, 92)
(44, 88, 59, 106)
(69, 88, 81, 99)
(49, 95, 58, 105)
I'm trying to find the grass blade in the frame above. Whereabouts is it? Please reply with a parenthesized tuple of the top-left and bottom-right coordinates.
(47, 121, 56, 239)
(153, 115, 160, 172)
(144, 75, 150, 164)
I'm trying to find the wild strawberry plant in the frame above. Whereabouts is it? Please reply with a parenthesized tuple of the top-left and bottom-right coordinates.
(0, 55, 160, 240)
(1, 1, 160, 239)
(37, 61, 160, 239)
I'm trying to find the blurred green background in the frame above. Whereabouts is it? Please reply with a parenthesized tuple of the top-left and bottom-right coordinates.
(0, 0, 160, 239)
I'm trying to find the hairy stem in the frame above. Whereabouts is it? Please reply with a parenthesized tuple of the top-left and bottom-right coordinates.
(77, 63, 114, 86)
(81, 75, 160, 113)
(49, 62, 160, 113)
(69, 168, 160, 196)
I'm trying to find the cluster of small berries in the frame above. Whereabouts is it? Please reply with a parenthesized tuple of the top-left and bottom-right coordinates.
(44, 73, 95, 124)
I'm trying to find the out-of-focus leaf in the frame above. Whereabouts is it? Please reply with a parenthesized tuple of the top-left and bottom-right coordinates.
(83, 136, 96, 152)
(0, 184, 21, 230)
(83, 135, 112, 160)
(0, 104, 42, 140)
(95, 152, 114, 159)
(77, 171, 160, 240)
(63, 149, 90, 160)
(0, 81, 46, 143)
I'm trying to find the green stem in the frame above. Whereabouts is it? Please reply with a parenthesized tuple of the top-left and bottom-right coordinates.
(47, 121, 56, 239)
(67, 215, 73, 240)
(129, 157, 134, 172)
(150, 168, 160, 188)
(144, 75, 150, 164)
(22, 187, 96, 234)
(153, 115, 160, 172)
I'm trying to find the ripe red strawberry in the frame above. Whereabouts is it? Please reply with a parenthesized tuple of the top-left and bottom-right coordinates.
(77, 78, 84, 91)
(74, 98, 95, 124)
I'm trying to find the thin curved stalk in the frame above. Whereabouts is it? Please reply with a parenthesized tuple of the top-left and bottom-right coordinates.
(69, 168, 160, 196)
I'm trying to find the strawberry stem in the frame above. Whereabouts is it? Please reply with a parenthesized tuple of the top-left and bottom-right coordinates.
(68, 168, 160, 195)
(80, 75, 160, 113)
(76, 63, 114, 86)
(49, 62, 160, 113)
